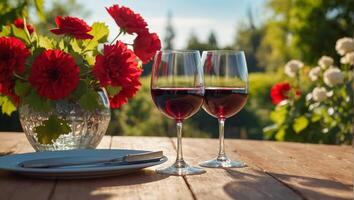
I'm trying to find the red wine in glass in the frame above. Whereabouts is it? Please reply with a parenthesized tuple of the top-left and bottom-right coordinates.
(151, 50, 205, 175)
(151, 88, 204, 122)
(203, 87, 248, 119)
(199, 50, 249, 168)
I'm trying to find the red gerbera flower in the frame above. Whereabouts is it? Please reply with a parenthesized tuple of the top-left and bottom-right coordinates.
(109, 79, 141, 109)
(93, 41, 141, 87)
(93, 41, 142, 108)
(106, 4, 148, 34)
(50, 16, 93, 39)
(0, 37, 30, 102)
(29, 50, 80, 100)
(13, 18, 34, 34)
(133, 31, 161, 64)
(270, 82, 291, 105)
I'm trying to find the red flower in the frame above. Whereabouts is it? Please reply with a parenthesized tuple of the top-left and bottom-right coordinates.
(0, 37, 30, 102)
(106, 4, 147, 34)
(50, 16, 93, 39)
(93, 41, 142, 108)
(109, 79, 141, 109)
(14, 18, 34, 34)
(270, 82, 291, 105)
(133, 31, 161, 64)
(29, 50, 80, 100)
(93, 41, 141, 87)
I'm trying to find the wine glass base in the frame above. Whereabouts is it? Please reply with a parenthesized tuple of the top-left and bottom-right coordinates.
(199, 157, 247, 168)
(156, 163, 206, 176)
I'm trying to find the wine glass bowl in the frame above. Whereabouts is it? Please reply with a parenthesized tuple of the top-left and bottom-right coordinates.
(151, 50, 205, 175)
(199, 50, 249, 168)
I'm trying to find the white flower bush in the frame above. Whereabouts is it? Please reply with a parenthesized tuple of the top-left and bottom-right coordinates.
(312, 87, 327, 102)
(266, 36, 353, 144)
(318, 55, 333, 69)
(323, 68, 344, 87)
(308, 66, 321, 81)
(341, 52, 354, 65)
(335, 37, 354, 55)
(284, 60, 304, 77)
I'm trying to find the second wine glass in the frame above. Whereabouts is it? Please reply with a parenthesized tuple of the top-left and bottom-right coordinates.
(151, 50, 205, 175)
(199, 50, 249, 168)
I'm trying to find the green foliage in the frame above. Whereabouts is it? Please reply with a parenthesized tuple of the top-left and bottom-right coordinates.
(9, 24, 31, 44)
(34, 115, 70, 144)
(264, 62, 353, 144)
(186, 31, 219, 51)
(0, 96, 16, 116)
(258, 0, 354, 68)
(0, 0, 45, 28)
(78, 89, 100, 111)
(34, 0, 45, 21)
(22, 90, 51, 112)
(233, 8, 264, 72)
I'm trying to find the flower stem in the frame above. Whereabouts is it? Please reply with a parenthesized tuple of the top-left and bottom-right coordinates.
(13, 73, 26, 81)
(22, 17, 32, 45)
(110, 30, 123, 45)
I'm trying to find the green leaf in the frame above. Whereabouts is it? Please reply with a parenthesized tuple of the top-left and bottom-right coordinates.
(38, 36, 56, 49)
(292, 116, 309, 133)
(82, 40, 99, 52)
(35, 115, 71, 144)
(81, 22, 109, 52)
(84, 52, 96, 65)
(14, 80, 31, 97)
(88, 22, 109, 43)
(10, 24, 30, 44)
(79, 90, 100, 111)
(275, 128, 286, 141)
(22, 90, 51, 112)
(106, 85, 121, 97)
(34, 0, 45, 21)
(0, 96, 17, 115)
(0, 25, 11, 36)
(71, 80, 88, 99)
(70, 39, 82, 53)
(270, 105, 288, 125)
(58, 39, 65, 50)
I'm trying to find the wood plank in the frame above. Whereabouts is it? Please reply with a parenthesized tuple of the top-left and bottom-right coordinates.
(230, 139, 353, 200)
(0, 132, 24, 155)
(0, 132, 56, 200)
(51, 136, 193, 200)
(180, 137, 302, 200)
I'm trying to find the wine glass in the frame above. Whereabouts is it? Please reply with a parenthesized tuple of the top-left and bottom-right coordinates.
(199, 50, 248, 168)
(151, 50, 205, 175)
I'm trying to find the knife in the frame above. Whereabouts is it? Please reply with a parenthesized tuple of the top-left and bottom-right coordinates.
(18, 151, 163, 168)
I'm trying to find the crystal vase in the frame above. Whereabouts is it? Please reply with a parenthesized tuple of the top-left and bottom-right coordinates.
(19, 89, 111, 151)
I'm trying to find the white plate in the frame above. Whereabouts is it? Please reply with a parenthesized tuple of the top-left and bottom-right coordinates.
(0, 149, 167, 179)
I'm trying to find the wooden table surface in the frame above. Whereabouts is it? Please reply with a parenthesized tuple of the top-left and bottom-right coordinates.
(0, 132, 352, 200)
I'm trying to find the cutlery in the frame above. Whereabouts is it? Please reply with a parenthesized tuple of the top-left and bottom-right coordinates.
(19, 151, 163, 168)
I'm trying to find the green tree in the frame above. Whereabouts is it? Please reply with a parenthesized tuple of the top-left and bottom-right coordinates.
(208, 31, 218, 48)
(186, 31, 219, 51)
(257, 0, 354, 69)
(0, 0, 45, 28)
(163, 11, 175, 50)
(233, 7, 264, 72)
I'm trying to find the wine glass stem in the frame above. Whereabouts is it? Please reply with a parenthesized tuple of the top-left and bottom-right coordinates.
(217, 118, 227, 161)
(175, 121, 186, 168)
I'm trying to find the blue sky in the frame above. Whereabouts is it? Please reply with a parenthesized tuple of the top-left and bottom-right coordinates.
(74, 0, 267, 49)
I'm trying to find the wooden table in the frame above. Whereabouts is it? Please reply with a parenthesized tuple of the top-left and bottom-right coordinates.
(0, 132, 352, 200)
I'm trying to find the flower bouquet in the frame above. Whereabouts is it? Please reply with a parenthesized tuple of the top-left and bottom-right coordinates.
(265, 37, 353, 144)
(0, 4, 161, 150)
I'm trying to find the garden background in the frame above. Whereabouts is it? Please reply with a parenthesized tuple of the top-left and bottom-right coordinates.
(0, 0, 353, 144)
